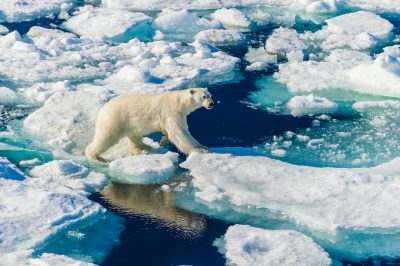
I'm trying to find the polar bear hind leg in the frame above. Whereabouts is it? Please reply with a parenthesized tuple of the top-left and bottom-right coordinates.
(85, 130, 120, 161)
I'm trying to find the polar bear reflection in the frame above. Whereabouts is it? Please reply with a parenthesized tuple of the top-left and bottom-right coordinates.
(101, 183, 206, 237)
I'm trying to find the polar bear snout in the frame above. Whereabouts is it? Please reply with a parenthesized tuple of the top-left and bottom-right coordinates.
(205, 99, 214, 109)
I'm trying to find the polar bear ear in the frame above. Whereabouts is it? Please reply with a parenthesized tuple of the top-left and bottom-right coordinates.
(190, 89, 196, 95)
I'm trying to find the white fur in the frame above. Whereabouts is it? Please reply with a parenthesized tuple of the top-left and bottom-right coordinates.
(85, 88, 213, 160)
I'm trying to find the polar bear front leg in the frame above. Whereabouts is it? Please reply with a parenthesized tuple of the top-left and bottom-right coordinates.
(160, 133, 170, 146)
(166, 123, 208, 155)
(128, 136, 151, 155)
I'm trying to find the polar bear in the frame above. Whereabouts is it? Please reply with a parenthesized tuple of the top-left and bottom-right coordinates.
(85, 88, 214, 161)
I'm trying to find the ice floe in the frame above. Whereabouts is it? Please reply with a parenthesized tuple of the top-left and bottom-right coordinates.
(2, 251, 96, 266)
(211, 8, 251, 29)
(21, 80, 76, 103)
(63, 7, 153, 43)
(0, 87, 24, 105)
(108, 152, 179, 184)
(215, 225, 331, 266)
(0, 25, 8, 35)
(29, 160, 108, 194)
(181, 151, 400, 237)
(152, 9, 221, 41)
(0, 177, 103, 253)
(286, 94, 338, 116)
(0, 157, 123, 263)
(0, 0, 74, 23)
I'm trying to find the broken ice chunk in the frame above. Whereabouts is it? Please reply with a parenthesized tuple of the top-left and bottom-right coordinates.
(215, 225, 331, 266)
(63, 8, 153, 43)
(108, 152, 179, 184)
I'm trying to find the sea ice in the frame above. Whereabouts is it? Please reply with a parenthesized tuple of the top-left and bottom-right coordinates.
(63, 7, 153, 43)
(0, 177, 104, 253)
(0, 25, 8, 35)
(0, 87, 24, 105)
(326, 11, 393, 39)
(108, 152, 179, 184)
(181, 151, 400, 235)
(29, 160, 108, 194)
(2, 251, 96, 266)
(211, 8, 251, 29)
(0, 157, 26, 180)
(195, 29, 245, 45)
(0, 0, 74, 23)
(286, 94, 338, 116)
(152, 9, 221, 41)
(21, 81, 76, 103)
(215, 225, 331, 266)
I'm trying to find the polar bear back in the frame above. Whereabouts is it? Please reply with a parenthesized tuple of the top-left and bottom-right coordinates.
(95, 91, 184, 137)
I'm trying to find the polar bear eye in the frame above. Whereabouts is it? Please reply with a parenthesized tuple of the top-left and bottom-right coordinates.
(202, 96, 208, 99)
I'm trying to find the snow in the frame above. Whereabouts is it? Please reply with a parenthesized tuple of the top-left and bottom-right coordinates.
(211, 8, 251, 28)
(29, 160, 108, 194)
(0, 177, 104, 253)
(195, 29, 245, 45)
(181, 151, 400, 235)
(326, 11, 393, 39)
(216, 225, 331, 266)
(0, 0, 75, 23)
(0, 87, 23, 105)
(353, 100, 400, 112)
(265, 27, 307, 60)
(152, 9, 221, 41)
(110, 65, 151, 83)
(108, 152, 179, 184)
(0, 157, 26, 180)
(286, 94, 338, 116)
(0, 158, 122, 264)
(347, 45, 400, 98)
(21, 81, 76, 103)
(306, 0, 340, 13)
(2, 251, 96, 266)
(270, 149, 287, 157)
(0, 25, 9, 35)
(63, 7, 153, 43)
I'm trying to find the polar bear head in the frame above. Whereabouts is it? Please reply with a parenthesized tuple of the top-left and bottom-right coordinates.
(189, 88, 214, 109)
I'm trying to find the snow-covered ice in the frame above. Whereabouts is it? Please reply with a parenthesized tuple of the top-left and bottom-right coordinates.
(211, 8, 251, 29)
(21, 81, 76, 103)
(108, 152, 179, 184)
(0, 87, 24, 105)
(2, 251, 96, 266)
(0, 0, 74, 23)
(215, 225, 331, 266)
(63, 7, 153, 43)
(29, 160, 108, 194)
(181, 151, 400, 249)
(286, 94, 338, 116)
(152, 9, 221, 41)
